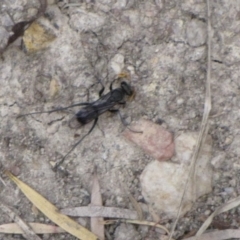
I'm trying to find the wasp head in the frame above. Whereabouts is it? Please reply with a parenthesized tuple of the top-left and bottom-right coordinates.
(121, 81, 134, 96)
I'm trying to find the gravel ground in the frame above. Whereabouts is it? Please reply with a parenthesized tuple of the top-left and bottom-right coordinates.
(1, 0, 240, 239)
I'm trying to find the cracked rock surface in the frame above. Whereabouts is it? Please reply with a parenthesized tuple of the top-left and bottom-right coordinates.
(1, 0, 240, 239)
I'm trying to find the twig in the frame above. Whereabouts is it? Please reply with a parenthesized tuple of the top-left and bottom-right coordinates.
(0, 201, 42, 240)
(168, 0, 212, 239)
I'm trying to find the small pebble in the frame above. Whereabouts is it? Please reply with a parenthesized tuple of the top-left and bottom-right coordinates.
(123, 118, 174, 161)
(204, 209, 211, 216)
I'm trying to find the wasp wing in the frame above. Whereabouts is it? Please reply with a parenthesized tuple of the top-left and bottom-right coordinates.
(91, 89, 123, 114)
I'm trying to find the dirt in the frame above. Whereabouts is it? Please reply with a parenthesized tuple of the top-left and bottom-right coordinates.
(1, 0, 240, 239)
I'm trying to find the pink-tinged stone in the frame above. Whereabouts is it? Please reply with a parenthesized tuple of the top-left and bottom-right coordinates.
(123, 119, 174, 161)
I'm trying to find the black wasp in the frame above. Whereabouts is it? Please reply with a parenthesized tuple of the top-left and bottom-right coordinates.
(18, 77, 136, 169)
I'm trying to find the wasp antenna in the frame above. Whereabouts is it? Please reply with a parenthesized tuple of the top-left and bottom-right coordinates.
(53, 117, 98, 170)
(17, 111, 50, 118)
(17, 102, 91, 118)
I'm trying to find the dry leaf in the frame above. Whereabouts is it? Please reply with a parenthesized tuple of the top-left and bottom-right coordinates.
(5, 171, 97, 240)
(0, 223, 65, 234)
(196, 195, 240, 236)
(90, 172, 104, 240)
(0, 202, 41, 240)
(61, 206, 138, 219)
(184, 229, 240, 240)
(104, 219, 170, 235)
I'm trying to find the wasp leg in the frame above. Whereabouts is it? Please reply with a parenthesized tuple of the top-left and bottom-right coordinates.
(53, 117, 98, 170)
(86, 79, 105, 101)
(118, 101, 126, 105)
(109, 72, 129, 91)
(108, 109, 119, 113)
(108, 109, 142, 134)
(99, 81, 105, 97)
(109, 78, 118, 91)
(17, 102, 91, 118)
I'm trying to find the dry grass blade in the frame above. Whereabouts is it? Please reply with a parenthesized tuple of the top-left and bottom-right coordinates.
(0, 223, 65, 234)
(127, 192, 143, 220)
(0, 202, 42, 240)
(168, 0, 212, 239)
(5, 171, 98, 240)
(121, 178, 143, 220)
(90, 171, 104, 240)
(104, 219, 170, 235)
(184, 229, 240, 240)
(196, 195, 240, 236)
(61, 206, 138, 219)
